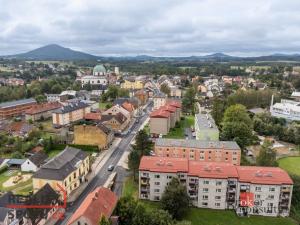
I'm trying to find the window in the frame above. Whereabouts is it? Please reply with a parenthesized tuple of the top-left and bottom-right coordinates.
(216, 181, 222, 186)
(255, 194, 261, 199)
(233, 158, 237, 161)
(255, 187, 261, 192)
(268, 195, 274, 200)
(202, 195, 208, 200)
(203, 180, 209, 185)
(215, 196, 221, 200)
(73, 172, 76, 179)
(154, 182, 160, 185)
(167, 176, 173, 179)
(226, 152, 228, 154)
(203, 188, 209, 193)
(233, 151, 237, 155)
(269, 187, 275, 192)
(154, 189, 160, 193)
(202, 202, 208, 206)
(216, 189, 221, 193)
(78, 222, 81, 225)
(154, 196, 160, 201)
(200, 156, 204, 160)
(154, 174, 160, 179)
(64, 181, 67, 187)
(215, 203, 221, 207)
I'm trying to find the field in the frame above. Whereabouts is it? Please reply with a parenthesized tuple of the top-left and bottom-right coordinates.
(164, 115, 194, 139)
(99, 102, 112, 110)
(278, 157, 300, 176)
(122, 177, 296, 225)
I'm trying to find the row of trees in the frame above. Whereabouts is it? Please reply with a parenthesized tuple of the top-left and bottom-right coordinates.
(101, 85, 130, 102)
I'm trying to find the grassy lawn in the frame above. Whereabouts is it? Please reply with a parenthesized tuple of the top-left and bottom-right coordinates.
(0, 170, 33, 194)
(164, 115, 195, 139)
(278, 157, 300, 176)
(122, 176, 296, 225)
(99, 102, 112, 110)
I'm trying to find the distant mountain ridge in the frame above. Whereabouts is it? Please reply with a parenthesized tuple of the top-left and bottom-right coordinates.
(6, 44, 98, 60)
(3, 44, 300, 61)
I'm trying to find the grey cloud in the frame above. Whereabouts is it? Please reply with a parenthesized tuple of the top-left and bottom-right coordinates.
(1, 0, 300, 56)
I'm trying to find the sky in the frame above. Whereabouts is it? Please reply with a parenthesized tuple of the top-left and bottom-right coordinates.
(1, 0, 300, 56)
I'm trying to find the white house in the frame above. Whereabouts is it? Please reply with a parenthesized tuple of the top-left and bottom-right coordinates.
(21, 152, 48, 172)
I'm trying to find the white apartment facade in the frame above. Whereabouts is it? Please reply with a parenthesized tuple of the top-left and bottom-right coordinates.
(139, 156, 293, 217)
(270, 95, 300, 121)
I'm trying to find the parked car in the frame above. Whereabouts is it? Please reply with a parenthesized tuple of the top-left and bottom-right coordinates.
(107, 165, 114, 171)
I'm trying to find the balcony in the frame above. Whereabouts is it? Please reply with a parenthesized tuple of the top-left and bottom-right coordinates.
(140, 187, 150, 193)
(228, 188, 236, 193)
(141, 173, 150, 178)
(141, 179, 149, 185)
(281, 187, 291, 193)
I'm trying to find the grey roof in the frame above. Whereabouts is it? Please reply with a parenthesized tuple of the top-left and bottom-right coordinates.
(28, 152, 48, 167)
(33, 146, 88, 180)
(0, 98, 36, 109)
(7, 159, 26, 165)
(0, 207, 10, 222)
(248, 108, 265, 115)
(195, 113, 219, 131)
(53, 101, 89, 114)
(155, 138, 240, 150)
(96, 123, 112, 135)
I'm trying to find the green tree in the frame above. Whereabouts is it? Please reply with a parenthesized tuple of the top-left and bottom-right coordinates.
(160, 83, 171, 96)
(256, 140, 278, 166)
(211, 98, 227, 126)
(99, 216, 111, 225)
(161, 177, 190, 219)
(115, 196, 137, 225)
(182, 87, 196, 114)
(221, 104, 253, 148)
(128, 130, 153, 180)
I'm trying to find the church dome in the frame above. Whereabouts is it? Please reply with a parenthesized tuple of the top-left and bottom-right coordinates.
(93, 64, 106, 75)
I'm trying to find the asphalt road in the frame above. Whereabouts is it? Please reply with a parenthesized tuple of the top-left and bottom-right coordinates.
(57, 103, 152, 225)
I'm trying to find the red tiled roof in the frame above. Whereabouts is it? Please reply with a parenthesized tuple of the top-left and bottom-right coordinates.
(140, 156, 293, 185)
(168, 100, 181, 108)
(67, 187, 118, 225)
(189, 161, 238, 179)
(85, 112, 101, 121)
(150, 109, 170, 118)
(161, 105, 176, 113)
(122, 102, 134, 112)
(236, 166, 293, 185)
(25, 102, 62, 115)
(139, 156, 188, 173)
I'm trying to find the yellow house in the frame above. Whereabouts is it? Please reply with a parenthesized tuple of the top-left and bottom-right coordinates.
(121, 79, 144, 90)
(32, 146, 90, 196)
(73, 123, 114, 150)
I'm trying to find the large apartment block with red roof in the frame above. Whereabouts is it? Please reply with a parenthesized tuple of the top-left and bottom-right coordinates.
(154, 138, 241, 165)
(139, 156, 293, 217)
(150, 100, 181, 136)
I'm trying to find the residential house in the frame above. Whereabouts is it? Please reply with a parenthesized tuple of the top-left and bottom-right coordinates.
(154, 138, 241, 165)
(21, 152, 48, 172)
(0, 192, 25, 225)
(135, 89, 149, 105)
(102, 104, 131, 120)
(74, 123, 114, 150)
(270, 95, 300, 121)
(84, 112, 102, 122)
(7, 159, 26, 169)
(150, 108, 171, 136)
(25, 184, 60, 225)
(153, 92, 167, 110)
(32, 146, 90, 196)
(52, 102, 91, 126)
(121, 77, 145, 90)
(195, 113, 219, 141)
(25, 102, 62, 121)
(139, 156, 293, 217)
(5, 121, 34, 137)
(0, 98, 37, 119)
(170, 86, 182, 98)
(67, 187, 118, 225)
(100, 113, 129, 132)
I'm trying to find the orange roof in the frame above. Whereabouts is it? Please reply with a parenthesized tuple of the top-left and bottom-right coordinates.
(168, 100, 181, 108)
(236, 166, 293, 185)
(140, 156, 293, 185)
(189, 161, 238, 179)
(67, 187, 118, 225)
(139, 156, 188, 173)
(150, 108, 170, 118)
(161, 105, 176, 113)
(122, 102, 134, 112)
(25, 102, 62, 115)
(85, 112, 101, 121)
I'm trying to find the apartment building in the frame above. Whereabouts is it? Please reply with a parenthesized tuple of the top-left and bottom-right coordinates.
(121, 78, 145, 90)
(153, 92, 167, 110)
(32, 146, 90, 196)
(25, 102, 62, 121)
(154, 138, 241, 165)
(52, 101, 91, 126)
(139, 156, 293, 217)
(0, 98, 37, 119)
